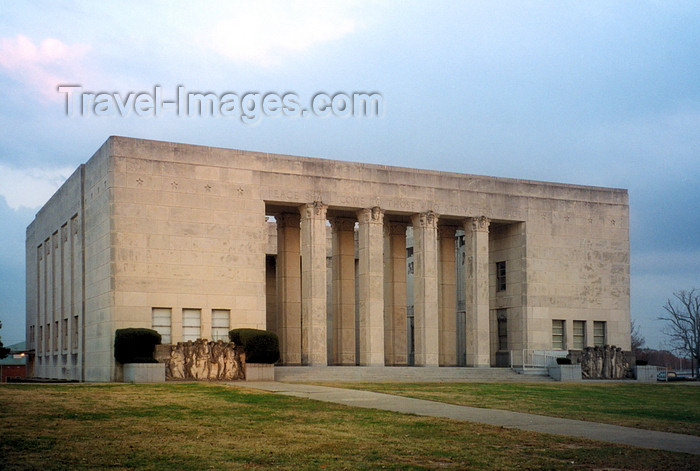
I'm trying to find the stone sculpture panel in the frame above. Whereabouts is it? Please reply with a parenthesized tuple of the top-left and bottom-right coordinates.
(157, 339, 245, 381)
(580, 345, 633, 379)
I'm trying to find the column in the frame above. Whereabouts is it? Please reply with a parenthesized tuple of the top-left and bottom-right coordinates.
(411, 211, 440, 366)
(299, 202, 328, 366)
(438, 225, 458, 366)
(464, 216, 491, 367)
(276, 212, 301, 365)
(331, 217, 356, 365)
(357, 207, 385, 366)
(384, 221, 408, 365)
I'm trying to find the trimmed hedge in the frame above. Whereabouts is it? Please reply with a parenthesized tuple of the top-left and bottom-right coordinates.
(114, 328, 161, 364)
(556, 357, 572, 365)
(636, 359, 648, 366)
(229, 328, 280, 364)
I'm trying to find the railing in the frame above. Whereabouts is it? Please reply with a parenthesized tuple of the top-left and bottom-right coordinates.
(656, 366, 668, 382)
(511, 349, 569, 369)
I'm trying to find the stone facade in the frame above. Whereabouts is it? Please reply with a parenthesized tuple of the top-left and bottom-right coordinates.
(26, 136, 630, 381)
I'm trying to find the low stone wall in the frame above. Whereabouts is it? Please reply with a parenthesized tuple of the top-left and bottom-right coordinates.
(155, 339, 245, 381)
(635, 365, 658, 382)
(245, 363, 275, 381)
(548, 364, 581, 382)
(123, 363, 166, 383)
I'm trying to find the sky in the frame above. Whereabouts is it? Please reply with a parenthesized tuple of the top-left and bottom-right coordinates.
(0, 1, 698, 349)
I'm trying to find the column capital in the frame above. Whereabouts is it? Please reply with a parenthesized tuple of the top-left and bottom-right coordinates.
(357, 206, 384, 225)
(276, 212, 301, 228)
(465, 216, 490, 233)
(331, 217, 355, 232)
(299, 201, 328, 219)
(438, 225, 458, 239)
(413, 210, 439, 229)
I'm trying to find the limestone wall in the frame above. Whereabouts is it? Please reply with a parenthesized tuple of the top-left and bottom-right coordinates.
(26, 136, 631, 378)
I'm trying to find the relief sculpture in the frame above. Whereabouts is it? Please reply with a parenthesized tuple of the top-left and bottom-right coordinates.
(160, 339, 244, 381)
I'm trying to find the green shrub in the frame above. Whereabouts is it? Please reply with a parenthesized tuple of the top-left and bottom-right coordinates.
(114, 328, 161, 364)
(556, 357, 572, 365)
(229, 328, 280, 364)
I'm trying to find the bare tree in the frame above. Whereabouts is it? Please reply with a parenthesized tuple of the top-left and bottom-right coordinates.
(630, 319, 645, 355)
(658, 289, 700, 376)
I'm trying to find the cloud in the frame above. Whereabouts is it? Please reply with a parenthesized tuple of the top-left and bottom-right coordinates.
(0, 164, 73, 210)
(202, 1, 361, 66)
(0, 35, 91, 100)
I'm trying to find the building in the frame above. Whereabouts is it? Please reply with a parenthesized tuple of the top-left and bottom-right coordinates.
(0, 341, 28, 382)
(26, 136, 630, 381)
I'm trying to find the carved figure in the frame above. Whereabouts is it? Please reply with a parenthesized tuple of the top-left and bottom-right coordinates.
(168, 344, 185, 380)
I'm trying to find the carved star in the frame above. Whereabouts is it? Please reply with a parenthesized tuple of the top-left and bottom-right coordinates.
(204, 184, 212, 191)
(136, 178, 143, 185)
(588, 217, 593, 224)
(610, 219, 616, 226)
(171, 181, 178, 189)
(564, 215, 570, 222)
(237, 187, 244, 195)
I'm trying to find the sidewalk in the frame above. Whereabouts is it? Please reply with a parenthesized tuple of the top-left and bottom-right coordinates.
(235, 382, 700, 455)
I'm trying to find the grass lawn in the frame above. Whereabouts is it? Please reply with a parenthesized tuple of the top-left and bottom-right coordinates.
(1, 383, 699, 470)
(319, 382, 700, 436)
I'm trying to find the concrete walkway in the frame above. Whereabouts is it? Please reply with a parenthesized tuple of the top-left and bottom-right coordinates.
(235, 382, 700, 455)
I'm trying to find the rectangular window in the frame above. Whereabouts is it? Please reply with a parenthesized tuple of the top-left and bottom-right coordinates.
(552, 320, 565, 350)
(573, 321, 585, 349)
(54, 321, 59, 351)
(211, 309, 231, 342)
(45, 323, 51, 351)
(62, 318, 68, 350)
(182, 308, 201, 342)
(38, 325, 43, 353)
(29, 325, 35, 349)
(496, 261, 506, 292)
(594, 321, 606, 347)
(152, 308, 172, 344)
(72, 315, 79, 350)
(497, 309, 508, 351)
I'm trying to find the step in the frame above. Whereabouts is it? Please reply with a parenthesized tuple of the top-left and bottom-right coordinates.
(274, 366, 554, 382)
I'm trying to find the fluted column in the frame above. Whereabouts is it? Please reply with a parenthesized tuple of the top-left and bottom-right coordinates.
(331, 217, 356, 365)
(438, 225, 458, 366)
(384, 221, 408, 365)
(276, 213, 301, 365)
(299, 202, 328, 366)
(411, 211, 440, 366)
(357, 207, 385, 366)
(464, 216, 491, 367)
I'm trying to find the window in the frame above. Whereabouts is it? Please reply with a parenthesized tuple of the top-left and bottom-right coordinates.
(497, 309, 508, 351)
(211, 309, 230, 341)
(594, 321, 606, 347)
(182, 308, 201, 342)
(573, 321, 585, 349)
(72, 316, 79, 350)
(152, 308, 172, 344)
(54, 321, 59, 351)
(552, 320, 565, 350)
(29, 325, 35, 349)
(62, 318, 68, 350)
(496, 261, 506, 292)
